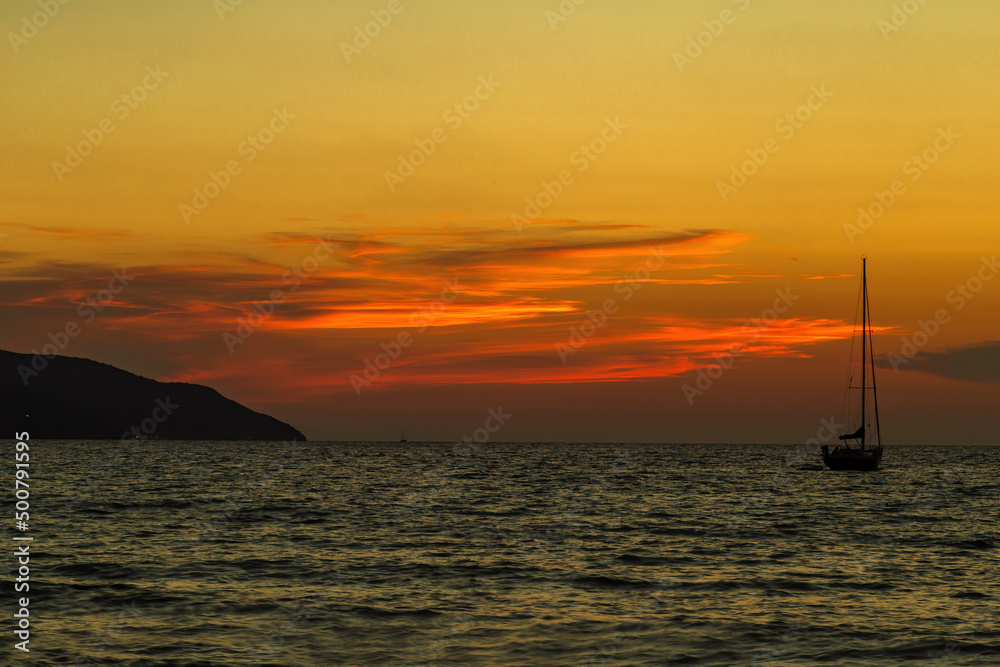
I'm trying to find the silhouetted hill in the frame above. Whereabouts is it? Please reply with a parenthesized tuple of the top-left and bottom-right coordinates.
(1, 349, 306, 441)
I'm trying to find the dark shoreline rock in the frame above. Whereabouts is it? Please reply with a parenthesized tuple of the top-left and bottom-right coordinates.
(1, 349, 306, 441)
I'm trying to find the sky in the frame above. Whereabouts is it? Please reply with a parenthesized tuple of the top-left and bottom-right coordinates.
(2, 0, 998, 444)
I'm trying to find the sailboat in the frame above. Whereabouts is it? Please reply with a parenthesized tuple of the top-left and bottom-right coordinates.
(821, 257, 884, 471)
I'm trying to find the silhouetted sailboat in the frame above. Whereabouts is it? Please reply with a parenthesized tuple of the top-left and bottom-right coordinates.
(822, 257, 884, 471)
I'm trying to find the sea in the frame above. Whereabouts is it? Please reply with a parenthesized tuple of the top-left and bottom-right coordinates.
(17, 440, 1000, 666)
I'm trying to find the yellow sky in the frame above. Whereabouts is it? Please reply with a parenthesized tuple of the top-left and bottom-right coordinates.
(2, 0, 998, 442)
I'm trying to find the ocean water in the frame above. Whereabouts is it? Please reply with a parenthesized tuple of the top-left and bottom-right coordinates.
(18, 440, 1000, 666)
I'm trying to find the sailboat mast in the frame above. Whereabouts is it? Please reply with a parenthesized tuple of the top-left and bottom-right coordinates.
(860, 257, 867, 448)
(867, 267, 881, 447)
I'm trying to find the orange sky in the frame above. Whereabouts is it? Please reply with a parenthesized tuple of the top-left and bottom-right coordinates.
(2, 0, 998, 443)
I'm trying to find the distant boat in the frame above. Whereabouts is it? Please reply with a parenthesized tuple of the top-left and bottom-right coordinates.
(399, 431, 407, 443)
(822, 257, 884, 471)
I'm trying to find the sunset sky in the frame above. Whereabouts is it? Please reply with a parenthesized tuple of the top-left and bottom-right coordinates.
(2, 0, 998, 444)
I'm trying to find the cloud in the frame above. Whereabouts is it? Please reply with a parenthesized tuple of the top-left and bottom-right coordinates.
(1, 220, 858, 400)
(878, 341, 1000, 383)
(0, 222, 133, 242)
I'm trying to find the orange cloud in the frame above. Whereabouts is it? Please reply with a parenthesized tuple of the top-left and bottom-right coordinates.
(1, 220, 866, 401)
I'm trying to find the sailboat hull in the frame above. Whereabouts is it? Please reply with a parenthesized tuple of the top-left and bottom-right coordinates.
(821, 446, 882, 471)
